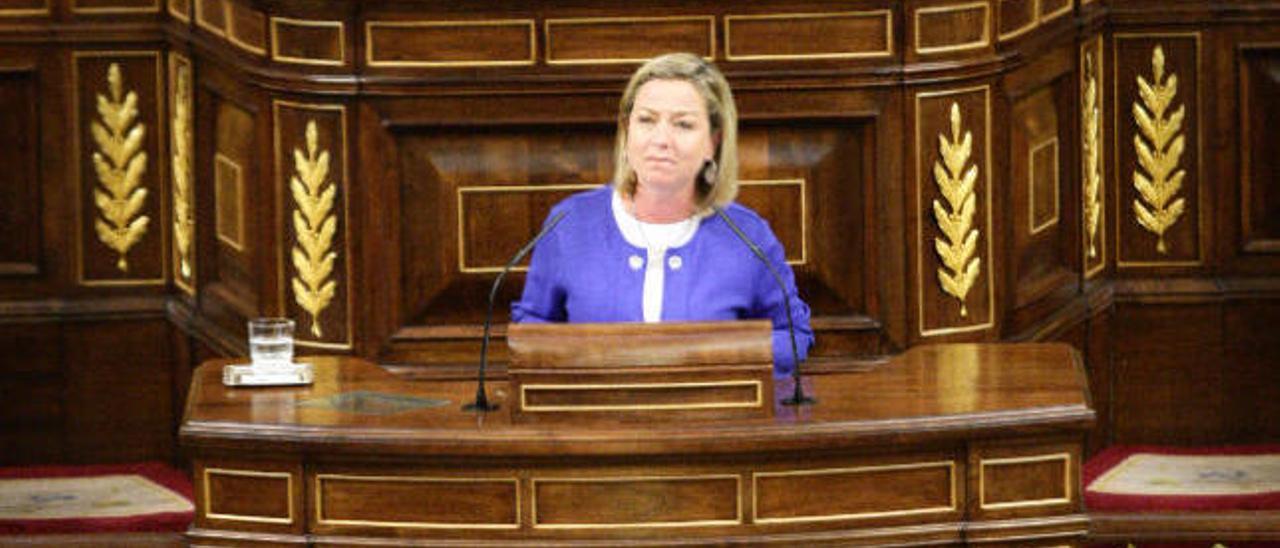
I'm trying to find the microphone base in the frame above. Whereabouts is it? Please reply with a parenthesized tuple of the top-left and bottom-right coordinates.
(780, 394, 817, 406)
(462, 400, 500, 412)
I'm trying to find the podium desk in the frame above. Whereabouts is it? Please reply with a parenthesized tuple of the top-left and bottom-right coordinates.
(180, 343, 1093, 547)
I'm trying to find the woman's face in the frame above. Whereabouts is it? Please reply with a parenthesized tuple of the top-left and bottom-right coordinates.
(626, 79, 715, 200)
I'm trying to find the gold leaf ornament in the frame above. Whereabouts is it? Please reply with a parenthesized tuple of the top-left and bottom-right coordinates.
(171, 64, 194, 279)
(91, 63, 150, 272)
(1132, 45, 1187, 254)
(932, 103, 982, 317)
(290, 120, 338, 338)
(1083, 52, 1103, 259)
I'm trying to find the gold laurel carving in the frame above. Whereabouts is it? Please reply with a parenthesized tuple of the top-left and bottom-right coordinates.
(171, 62, 194, 280)
(91, 63, 150, 272)
(932, 103, 981, 317)
(289, 120, 338, 338)
(1083, 52, 1102, 259)
(1132, 45, 1187, 254)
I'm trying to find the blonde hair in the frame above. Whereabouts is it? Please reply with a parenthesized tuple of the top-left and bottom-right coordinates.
(612, 53, 739, 213)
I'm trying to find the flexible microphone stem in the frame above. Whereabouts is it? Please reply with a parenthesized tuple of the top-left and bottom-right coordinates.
(714, 208, 815, 406)
(464, 209, 570, 412)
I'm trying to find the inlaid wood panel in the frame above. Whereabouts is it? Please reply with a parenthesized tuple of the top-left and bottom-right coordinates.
(914, 86, 995, 338)
(724, 10, 893, 61)
(0, 0, 48, 17)
(315, 473, 519, 529)
(207, 95, 257, 318)
(226, 1, 266, 56)
(997, 0, 1036, 41)
(754, 460, 957, 524)
(532, 475, 740, 528)
(196, 460, 302, 534)
(1081, 35, 1107, 278)
(1039, 0, 1072, 23)
(73, 51, 166, 286)
(1113, 34, 1203, 268)
(274, 101, 352, 349)
(1009, 76, 1076, 311)
(366, 19, 533, 68)
(914, 1, 991, 56)
(195, 0, 225, 36)
(71, 0, 159, 15)
(970, 440, 1079, 520)
(0, 67, 41, 277)
(546, 16, 712, 65)
(1240, 46, 1280, 253)
(167, 0, 189, 23)
(271, 17, 345, 66)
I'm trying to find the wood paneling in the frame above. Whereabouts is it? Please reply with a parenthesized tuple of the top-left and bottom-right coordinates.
(724, 11, 893, 61)
(914, 2, 991, 56)
(366, 19, 533, 68)
(226, 2, 267, 56)
(997, 0, 1036, 41)
(0, 67, 41, 277)
(270, 17, 345, 66)
(754, 459, 956, 524)
(73, 52, 166, 286)
(532, 475, 739, 527)
(546, 17, 712, 65)
(0, 0, 48, 17)
(1240, 47, 1280, 253)
(274, 101, 352, 348)
(315, 473, 519, 529)
(71, 0, 160, 14)
(1113, 34, 1204, 268)
(914, 86, 995, 338)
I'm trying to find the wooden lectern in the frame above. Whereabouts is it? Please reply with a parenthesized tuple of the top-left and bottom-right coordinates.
(507, 320, 774, 423)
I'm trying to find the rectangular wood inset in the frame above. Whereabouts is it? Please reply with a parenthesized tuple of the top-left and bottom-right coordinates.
(204, 469, 293, 524)
(1030, 138, 1060, 235)
(533, 475, 739, 528)
(457, 184, 602, 273)
(980, 454, 1070, 509)
(72, 0, 159, 14)
(271, 17, 345, 66)
(998, 0, 1036, 40)
(0, 68, 41, 276)
(195, 0, 225, 36)
(546, 17, 712, 65)
(227, 2, 266, 55)
(367, 20, 534, 67)
(1039, 0, 1073, 22)
(316, 475, 518, 529)
(915, 2, 990, 55)
(522, 381, 761, 412)
(0, 0, 48, 16)
(736, 180, 806, 264)
(755, 462, 955, 523)
(1241, 47, 1280, 252)
(725, 11, 892, 61)
(214, 153, 244, 251)
(167, 0, 188, 22)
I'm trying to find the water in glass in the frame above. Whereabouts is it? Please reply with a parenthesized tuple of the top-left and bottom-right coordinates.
(249, 318, 295, 369)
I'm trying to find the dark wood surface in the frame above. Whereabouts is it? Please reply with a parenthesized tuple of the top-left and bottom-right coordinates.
(182, 344, 1092, 546)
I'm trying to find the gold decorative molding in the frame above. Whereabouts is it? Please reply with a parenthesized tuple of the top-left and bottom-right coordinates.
(932, 103, 981, 318)
(214, 153, 245, 252)
(270, 17, 346, 66)
(202, 468, 294, 524)
(171, 54, 195, 290)
(978, 453, 1072, 510)
(914, 1, 991, 55)
(1131, 45, 1187, 255)
(530, 474, 742, 529)
(289, 120, 339, 338)
(91, 63, 151, 273)
(365, 19, 535, 68)
(520, 381, 763, 413)
(1083, 51, 1103, 261)
(71, 0, 160, 15)
(546, 16, 714, 65)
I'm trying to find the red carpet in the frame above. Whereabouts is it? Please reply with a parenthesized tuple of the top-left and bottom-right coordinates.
(0, 462, 193, 534)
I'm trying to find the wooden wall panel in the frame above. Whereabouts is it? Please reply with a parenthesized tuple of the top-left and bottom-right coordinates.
(0, 0, 49, 17)
(1240, 46, 1280, 254)
(914, 86, 995, 339)
(1113, 34, 1204, 269)
(724, 10, 892, 61)
(73, 51, 167, 286)
(546, 16, 713, 65)
(912, 1, 992, 57)
(274, 101, 352, 349)
(367, 20, 533, 68)
(0, 66, 41, 277)
(271, 17, 346, 66)
(71, 0, 160, 15)
(1222, 299, 1280, 442)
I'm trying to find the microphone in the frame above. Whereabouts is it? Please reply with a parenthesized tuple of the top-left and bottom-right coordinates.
(464, 209, 570, 412)
(714, 207, 815, 406)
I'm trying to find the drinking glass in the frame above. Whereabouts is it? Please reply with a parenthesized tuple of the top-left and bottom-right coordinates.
(248, 318, 295, 369)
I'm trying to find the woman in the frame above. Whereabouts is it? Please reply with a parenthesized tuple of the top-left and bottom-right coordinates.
(512, 53, 813, 376)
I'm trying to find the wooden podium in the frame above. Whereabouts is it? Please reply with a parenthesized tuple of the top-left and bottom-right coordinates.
(507, 320, 774, 423)
(181, 342, 1094, 547)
